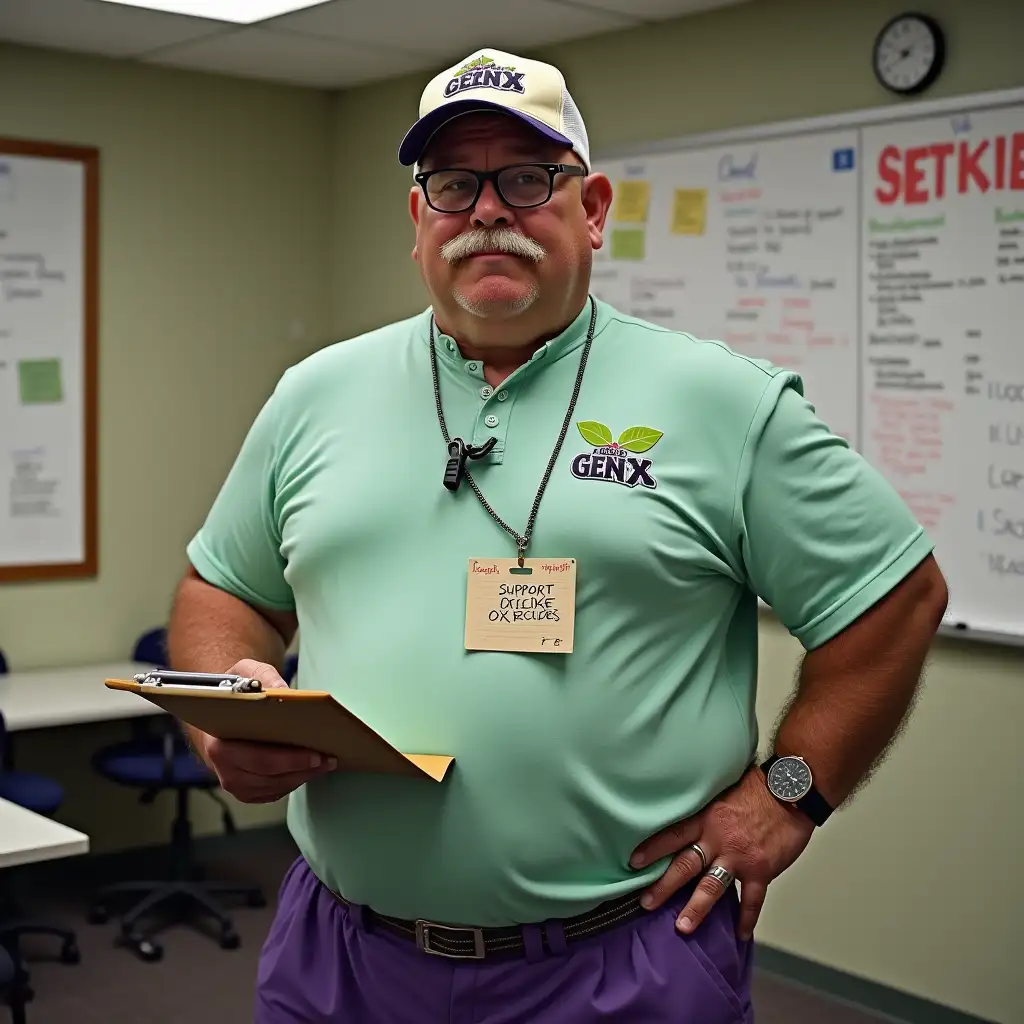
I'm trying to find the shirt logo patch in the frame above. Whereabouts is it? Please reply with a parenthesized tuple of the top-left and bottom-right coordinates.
(443, 55, 526, 99)
(570, 421, 663, 490)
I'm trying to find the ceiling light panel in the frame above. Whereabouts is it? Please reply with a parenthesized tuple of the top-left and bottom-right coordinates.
(97, 0, 333, 25)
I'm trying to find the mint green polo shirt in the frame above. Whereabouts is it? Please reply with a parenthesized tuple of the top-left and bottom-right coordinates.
(186, 298, 933, 926)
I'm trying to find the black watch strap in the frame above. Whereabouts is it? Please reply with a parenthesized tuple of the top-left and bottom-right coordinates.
(760, 755, 833, 827)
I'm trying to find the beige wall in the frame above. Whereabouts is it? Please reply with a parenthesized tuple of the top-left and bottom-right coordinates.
(1, 0, 1021, 1020)
(0, 43, 334, 838)
(329, 2, 1023, 1022)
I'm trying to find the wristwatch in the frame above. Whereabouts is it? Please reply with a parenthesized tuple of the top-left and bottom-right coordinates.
(760, 754, 833, 827)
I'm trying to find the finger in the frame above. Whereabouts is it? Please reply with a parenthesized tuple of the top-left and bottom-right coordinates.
(230, 658, 289, 690)
(222, 763, 335, 802)
(735, 879, 767, 941)
(675, 862, 735, 934)
(630, 817, 702, 870)
(640, 842, 709, 911)
(210, 737, 337, 776)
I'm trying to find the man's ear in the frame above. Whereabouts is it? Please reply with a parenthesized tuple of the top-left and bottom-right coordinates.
(409, 187, 422, 262)
(582, 173, 614, 250)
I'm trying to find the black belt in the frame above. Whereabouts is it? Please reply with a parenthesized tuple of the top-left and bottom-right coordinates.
(328, 888, 646, 960)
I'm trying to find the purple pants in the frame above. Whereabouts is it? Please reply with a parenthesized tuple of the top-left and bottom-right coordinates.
(255, 856, 754, 1023)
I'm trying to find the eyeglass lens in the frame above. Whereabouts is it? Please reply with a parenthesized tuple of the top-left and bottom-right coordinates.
(424, 165, 553, 212)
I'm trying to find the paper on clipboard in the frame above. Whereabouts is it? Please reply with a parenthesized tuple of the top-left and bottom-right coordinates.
(105, 677, 453, 783)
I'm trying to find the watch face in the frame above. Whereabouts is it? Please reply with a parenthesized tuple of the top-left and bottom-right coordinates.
(767, 756, 813, 802)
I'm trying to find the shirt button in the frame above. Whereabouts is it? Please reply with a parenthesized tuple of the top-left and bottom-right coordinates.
(485, 414, 499, 428)
(531, 347, 547, 361)
(496, 390, 509, 402)
(445, 339, 456, 352)
(467, 361, 479, 372)
(480, 386, 493, 399)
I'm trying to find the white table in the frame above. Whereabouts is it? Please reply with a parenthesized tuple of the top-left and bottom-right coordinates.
(0, 662, 158, 731)
(0, 798, 89, 869)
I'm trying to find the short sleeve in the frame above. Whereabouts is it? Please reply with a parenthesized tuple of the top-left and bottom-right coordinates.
(186, 385, 295, 612)
(735, 379, 934, 649)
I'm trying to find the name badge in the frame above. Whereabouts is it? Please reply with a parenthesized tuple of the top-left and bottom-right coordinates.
(464, 558, 576, 654)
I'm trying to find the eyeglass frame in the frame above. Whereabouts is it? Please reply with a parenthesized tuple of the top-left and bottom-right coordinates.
(413, 162, 587, 214)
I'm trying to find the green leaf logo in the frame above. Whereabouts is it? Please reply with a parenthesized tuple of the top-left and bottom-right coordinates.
(617, 426, 663, 453)
(577, 421, 613, 447)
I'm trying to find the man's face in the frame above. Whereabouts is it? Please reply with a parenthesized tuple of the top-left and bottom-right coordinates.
(409, 112, 611, 328)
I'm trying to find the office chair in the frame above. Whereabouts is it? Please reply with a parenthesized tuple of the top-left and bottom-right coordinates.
(87, 629, 265, 963)
(0, 942, 28, 1024)
(0, 647, 79, 991)
(282, 652, 298, 683)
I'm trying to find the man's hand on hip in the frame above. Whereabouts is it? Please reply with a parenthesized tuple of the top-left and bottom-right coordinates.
(628, 765, 814, 941)
(189, 658, 337, 804)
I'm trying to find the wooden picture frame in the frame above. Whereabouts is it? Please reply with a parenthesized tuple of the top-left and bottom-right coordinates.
(0, 137, 99, 582)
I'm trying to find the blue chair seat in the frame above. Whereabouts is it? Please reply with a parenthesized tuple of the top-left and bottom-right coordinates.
(93, 741, 217, 789)
(0, 770, 65, 815)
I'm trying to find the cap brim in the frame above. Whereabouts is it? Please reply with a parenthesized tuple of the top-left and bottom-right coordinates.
(398, 100, 573, 166)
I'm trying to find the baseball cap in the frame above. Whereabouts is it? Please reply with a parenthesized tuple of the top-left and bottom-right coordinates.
(398, 48, 591, 172)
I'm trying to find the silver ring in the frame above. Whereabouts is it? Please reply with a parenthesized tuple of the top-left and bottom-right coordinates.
(686, 843, 707, 871)
(705, 864, 735, 889)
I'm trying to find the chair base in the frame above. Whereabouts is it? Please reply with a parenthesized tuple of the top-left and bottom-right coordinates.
(0, 938, 33, 1024)
(0, 921, 79, 966)
(88, 880, 266, 963)
(0, 920, 79, 1023)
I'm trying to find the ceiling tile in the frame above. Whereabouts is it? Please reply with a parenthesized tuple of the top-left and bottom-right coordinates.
(143, 24, 427, 88)
(559, 0, 749, 18)
(272, 0, 637, 60)
(0, 0, 222, 58)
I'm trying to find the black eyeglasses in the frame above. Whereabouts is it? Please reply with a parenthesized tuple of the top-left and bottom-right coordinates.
(414, 163, 585, 214)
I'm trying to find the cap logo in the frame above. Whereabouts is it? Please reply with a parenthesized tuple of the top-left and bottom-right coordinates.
(443, 55, 525, 99)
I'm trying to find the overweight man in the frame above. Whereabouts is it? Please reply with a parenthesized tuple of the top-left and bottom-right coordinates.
(168, 47, 948, 1023)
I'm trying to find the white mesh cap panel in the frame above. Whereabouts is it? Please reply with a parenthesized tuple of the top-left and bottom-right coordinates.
(560, 87, 591, 171)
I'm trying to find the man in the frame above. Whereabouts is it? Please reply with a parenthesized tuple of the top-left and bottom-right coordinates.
(169, 47, 947, 1023)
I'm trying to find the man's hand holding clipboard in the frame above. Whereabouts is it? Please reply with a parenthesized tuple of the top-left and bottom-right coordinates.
(105, 662, 453, 788)
(185, 658, 338, 804)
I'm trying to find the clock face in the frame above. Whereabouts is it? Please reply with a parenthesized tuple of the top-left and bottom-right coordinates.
(873, 14, 945, 95)
(767, 756, 813, 802)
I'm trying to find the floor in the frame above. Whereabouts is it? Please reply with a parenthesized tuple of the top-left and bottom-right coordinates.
(3, 831, 892, 1024)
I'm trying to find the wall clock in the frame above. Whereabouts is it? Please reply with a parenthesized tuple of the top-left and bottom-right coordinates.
(872, 12, 946, 96)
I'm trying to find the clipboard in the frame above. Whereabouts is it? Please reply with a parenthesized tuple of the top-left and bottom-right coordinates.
(105, 674, 453, 783)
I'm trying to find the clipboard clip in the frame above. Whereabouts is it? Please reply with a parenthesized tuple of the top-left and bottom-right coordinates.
(133, 669, 262, 694)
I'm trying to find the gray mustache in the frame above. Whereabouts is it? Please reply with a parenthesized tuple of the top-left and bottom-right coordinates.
(439, 228, 547, 264)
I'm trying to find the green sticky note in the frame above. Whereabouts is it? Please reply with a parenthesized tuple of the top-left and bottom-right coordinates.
(18, 358, 64, 404)
(611, 228, 645, 261)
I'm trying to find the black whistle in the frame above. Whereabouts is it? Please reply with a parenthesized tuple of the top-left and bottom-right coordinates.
(444, 439, 467, 491)
(443, 436, 498, 491)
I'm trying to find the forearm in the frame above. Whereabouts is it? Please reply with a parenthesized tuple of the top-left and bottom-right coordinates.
(166, 570, 293, 752)
(771, 558, 947, 807)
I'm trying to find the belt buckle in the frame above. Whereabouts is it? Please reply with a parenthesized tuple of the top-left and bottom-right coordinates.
(414, 919, 486, 960)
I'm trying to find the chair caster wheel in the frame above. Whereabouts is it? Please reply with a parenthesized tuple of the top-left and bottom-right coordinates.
(60, 939, 81, 964)
(87, 906, 109, 925)
(246, 891, 266, 908)
(220, 929, 240, 950)
(139, 937, 162, 962)
(136, 938, 163, 962)
(122, 931, 163, 962)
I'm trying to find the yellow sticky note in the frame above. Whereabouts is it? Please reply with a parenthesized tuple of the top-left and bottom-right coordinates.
(611, 229, 645, 261)
(671, 188, 707, 236)
(613, 180, 651, 224)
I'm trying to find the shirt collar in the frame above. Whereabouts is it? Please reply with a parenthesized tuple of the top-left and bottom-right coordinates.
(423, 297, 605, 375)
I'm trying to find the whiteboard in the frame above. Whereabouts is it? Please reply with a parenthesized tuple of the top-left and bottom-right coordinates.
(0, 139, 98, 582)
(593, 88, 1024, 646)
